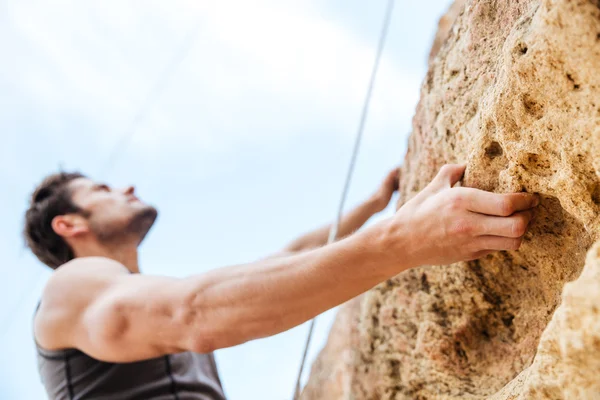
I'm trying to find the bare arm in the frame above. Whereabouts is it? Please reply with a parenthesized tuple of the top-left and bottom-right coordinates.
(35, 229, 400, 363)
(284, 168, 400, 253)
(34, 164, 539, 363)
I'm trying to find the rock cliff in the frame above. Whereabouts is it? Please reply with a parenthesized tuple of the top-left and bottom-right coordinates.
(301, 0, 600, 398)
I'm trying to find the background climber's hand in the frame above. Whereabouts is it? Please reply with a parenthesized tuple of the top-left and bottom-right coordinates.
(281, 166, 401, 254)
(393, 164, 539, 268)
(371, 167, 401, 212)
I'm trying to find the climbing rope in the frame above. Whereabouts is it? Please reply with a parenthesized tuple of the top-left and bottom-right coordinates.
(292, 0, 396, 398)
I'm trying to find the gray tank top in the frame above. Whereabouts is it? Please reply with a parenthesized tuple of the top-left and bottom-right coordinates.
(34, 304, 227, 400)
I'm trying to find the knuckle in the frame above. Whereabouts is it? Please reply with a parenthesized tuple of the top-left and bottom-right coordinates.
(439, 164, 452, 174)
(512, 217, 528, 237)
(510, 237, 523, 250)
(450, 194, 465, 210)
(451, 219, 473, 236)
(465, 253, 478, 261)
(467, 241, 483, 255)
(437, 164, 453, 180)
(499, 198, 514, 216)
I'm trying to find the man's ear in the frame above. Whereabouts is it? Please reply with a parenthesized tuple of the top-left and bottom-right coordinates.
(51, 214, 89, 238)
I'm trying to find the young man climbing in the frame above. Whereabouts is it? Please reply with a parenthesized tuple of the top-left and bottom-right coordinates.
(26, 164, 538, 399)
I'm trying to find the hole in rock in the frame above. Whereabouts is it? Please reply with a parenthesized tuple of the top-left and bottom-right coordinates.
(591, 183, 600, 205)
(522, 94, 544, 119)
(530, 196, 567, 236)
(485, 141, 504, 158)
(523, 153, 553, 176)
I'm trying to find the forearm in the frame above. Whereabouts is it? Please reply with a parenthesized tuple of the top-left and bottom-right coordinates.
(185, 220, 405, 352)
(284, 197, 381, 252)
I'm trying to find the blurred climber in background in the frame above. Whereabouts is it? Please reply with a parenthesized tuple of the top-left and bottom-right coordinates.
(25, 164, 538, 399)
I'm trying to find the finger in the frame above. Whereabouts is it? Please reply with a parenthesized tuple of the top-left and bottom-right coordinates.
(390, 168, 401, 191)
(476, 235, 525, 251)
(467, 250, 494, 261)
(432, 164, 466, 190)
(475, 210, 534, 238)
(460, 188, 540, 216)
(384, 170, 394, 186)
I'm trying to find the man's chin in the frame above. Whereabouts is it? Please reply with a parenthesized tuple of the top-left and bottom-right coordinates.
(133, 206, 159, 244)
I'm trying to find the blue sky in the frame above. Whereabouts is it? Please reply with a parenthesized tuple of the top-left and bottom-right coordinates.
(0, 0, 451, 398)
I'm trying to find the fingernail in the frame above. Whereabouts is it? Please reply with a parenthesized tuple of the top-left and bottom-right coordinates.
(534, 195, 540, 206)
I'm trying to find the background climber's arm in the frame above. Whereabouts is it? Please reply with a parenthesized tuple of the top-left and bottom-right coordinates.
(282, 168, 400, 253)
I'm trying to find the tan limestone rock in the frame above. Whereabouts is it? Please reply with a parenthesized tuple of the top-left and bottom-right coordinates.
(490, 242, 600, 400)
(428, 0, 467, 65)
(300, 297, 362, 400)
(302, 0, 600, 399)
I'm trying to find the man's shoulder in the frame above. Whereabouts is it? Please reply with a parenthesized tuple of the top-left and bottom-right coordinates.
(39, 257, 129, 315)
(51, 257, 129, 280)
(34, 257, 129, 350)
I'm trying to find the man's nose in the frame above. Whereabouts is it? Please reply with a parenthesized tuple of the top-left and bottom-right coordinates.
(123, 186, 135, 195)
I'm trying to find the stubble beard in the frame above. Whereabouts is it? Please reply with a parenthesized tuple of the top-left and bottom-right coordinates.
(92, 206, 159, 246)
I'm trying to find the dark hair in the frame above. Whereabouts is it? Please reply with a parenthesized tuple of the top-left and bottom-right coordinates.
(24, 172, 86, 269)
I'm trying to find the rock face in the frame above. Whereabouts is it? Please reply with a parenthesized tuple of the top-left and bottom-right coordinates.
(490, 242, 600, 400)
(299, 297, 362, 399)
(428, 0, 467, 65)
(301, 0, 600, 399)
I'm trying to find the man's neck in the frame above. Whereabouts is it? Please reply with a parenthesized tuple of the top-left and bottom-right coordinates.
(73, 242, 140, 273)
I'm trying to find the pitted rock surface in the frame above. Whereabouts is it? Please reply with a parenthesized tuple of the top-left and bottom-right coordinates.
(301, 0, 600, 399)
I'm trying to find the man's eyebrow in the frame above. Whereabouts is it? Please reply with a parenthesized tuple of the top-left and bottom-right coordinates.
(92, 183, 110, 190)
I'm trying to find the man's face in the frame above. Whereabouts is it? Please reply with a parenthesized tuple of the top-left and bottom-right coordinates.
(67, 178, 158, 245)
